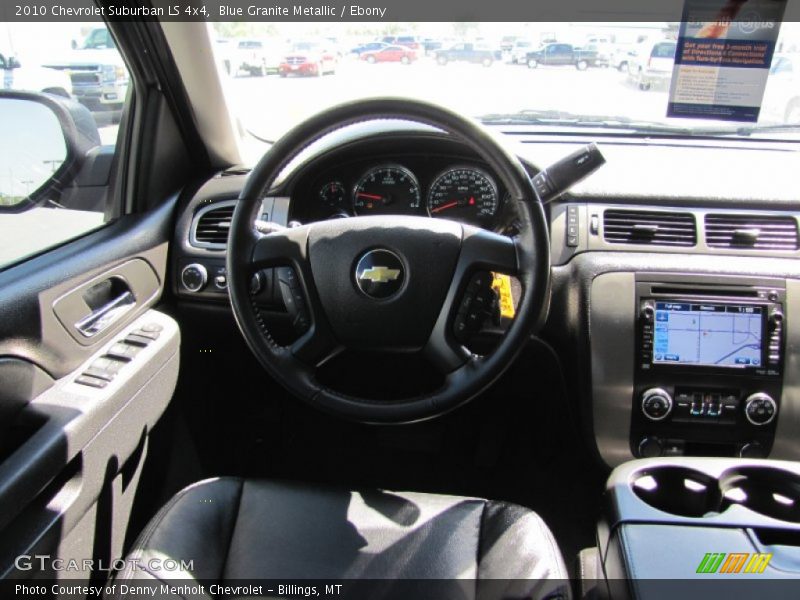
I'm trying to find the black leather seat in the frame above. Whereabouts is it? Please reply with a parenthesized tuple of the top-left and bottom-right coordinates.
(112, 478, 569, 599)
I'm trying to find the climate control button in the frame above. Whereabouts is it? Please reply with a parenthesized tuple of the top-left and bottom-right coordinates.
(641, 388, 673, 421)
(744, 393, 777, 426)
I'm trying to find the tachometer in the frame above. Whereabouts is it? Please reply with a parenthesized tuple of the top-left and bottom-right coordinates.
(353, 165, 421, 215)
(427, 167, 499, 225)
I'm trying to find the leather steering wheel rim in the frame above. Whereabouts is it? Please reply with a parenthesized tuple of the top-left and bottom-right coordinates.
(227, 97, 550, 424)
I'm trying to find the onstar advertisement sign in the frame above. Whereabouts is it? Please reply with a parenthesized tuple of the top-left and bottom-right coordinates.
(668, 0, 787, 122)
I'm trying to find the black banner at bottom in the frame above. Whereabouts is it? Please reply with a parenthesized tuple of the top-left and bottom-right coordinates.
(6, 578, 800, 600)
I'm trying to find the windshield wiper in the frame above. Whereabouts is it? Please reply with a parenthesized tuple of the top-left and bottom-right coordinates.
(479, 110, 800, 139)
(711, 122, 800, 137)
(478, 110, 696, 135)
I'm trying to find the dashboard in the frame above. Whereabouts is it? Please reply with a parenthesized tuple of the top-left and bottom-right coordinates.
(171, 122, 800, 471)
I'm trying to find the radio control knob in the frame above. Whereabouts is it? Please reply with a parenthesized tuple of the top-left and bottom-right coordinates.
(641, 388, 673, 421)
(640, 302, 655, 322)
(744, 393, 777, 426)
(181, 263, 207, 293)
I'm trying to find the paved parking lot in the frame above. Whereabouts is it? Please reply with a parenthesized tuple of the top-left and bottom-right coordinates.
(223, 58, 673, 143)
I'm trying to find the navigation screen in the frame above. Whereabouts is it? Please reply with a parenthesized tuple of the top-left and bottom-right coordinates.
(653, 302, 763, 368)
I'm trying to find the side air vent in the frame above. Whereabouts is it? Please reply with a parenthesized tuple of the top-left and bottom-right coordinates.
(603, 209, 696, 247)
(705, 214, 799, 251)
(191, 201, 236, 248)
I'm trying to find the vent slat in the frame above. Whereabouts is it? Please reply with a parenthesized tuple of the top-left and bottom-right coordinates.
(603, 209, 696, 247)
(704, 214, 798, 251)
(193, 202, 236, 246)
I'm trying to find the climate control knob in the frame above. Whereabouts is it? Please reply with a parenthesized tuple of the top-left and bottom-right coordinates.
(181, 263, 207, 293)
(641, 388, 673, 421)
(744, 393, 777, 426)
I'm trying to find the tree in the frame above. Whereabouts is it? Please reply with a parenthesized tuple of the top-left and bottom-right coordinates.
(213, 22, 277, 39)
(452, 22, 480, 37)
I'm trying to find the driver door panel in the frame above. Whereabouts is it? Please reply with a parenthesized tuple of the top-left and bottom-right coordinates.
(0, 202, 180, 581)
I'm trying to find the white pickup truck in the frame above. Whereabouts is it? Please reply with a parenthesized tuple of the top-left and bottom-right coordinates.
(42, 27, 128, 114)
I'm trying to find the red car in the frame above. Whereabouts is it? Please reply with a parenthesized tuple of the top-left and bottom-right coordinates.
(361, 45, 417, 64)
(278, 44, 337, 77)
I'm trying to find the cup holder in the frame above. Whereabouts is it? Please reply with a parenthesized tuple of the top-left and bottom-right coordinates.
(720, 467, 800, 523)
(632, 466, 722, 518)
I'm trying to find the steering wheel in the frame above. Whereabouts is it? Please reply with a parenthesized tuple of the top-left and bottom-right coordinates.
(227, 98, 550, 423)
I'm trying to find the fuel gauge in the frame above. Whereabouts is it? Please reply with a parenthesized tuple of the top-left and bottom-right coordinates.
(319, 181, 346, 209)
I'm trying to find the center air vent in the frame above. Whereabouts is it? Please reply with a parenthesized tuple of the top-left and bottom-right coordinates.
(705, 214, 799, 251)
(603, 209, 696, 247)
(191, 201, 236, 248)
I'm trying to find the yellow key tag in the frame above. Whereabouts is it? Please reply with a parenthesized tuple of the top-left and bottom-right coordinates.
(491, 273, 515, 320)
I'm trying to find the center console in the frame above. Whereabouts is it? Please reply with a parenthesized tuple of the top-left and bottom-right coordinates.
(631, 276, 785, 460)
(597, 457, 800, 598)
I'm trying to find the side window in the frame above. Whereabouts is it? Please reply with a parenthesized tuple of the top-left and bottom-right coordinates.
(0, 22, 130, 270)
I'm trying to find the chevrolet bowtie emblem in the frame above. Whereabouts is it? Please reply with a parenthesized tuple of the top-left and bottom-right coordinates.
(355, 249, 405, 299)
(358, 266, 401, 284)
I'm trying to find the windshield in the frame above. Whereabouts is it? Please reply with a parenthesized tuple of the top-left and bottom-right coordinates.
(213, 21, 800, 159)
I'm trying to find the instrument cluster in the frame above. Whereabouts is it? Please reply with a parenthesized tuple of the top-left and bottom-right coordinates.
(300, 159, 507, 228)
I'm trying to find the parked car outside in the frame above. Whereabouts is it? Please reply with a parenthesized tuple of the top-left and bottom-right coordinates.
(584, 42, 613, 67)
(214, 39, 235, 75)
(435, 43, 495, 66)
(380, 35, 421, 50)
(761, 53, 800, 123)
(234, 39, 284, 76)
(350, 41, 389, 57)
(41, 26, 128, 114)
(510, 39, 535, 64)
(627, 38, 677, 90)
(279, 42, 337, 77)
(525, 43, 600, 70)
(360, 45, 417, 64)
(421, 38, 443, 55)
(609, 43, 637, 72)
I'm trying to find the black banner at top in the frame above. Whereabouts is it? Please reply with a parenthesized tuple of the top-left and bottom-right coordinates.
(3, 0, 798, 23)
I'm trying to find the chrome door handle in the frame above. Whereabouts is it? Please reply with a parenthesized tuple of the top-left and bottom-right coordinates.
(74, 291, 135, 337)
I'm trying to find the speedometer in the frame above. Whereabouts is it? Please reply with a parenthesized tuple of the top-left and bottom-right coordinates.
(353, 165, 421, 215)
(427, 167, 499, 225)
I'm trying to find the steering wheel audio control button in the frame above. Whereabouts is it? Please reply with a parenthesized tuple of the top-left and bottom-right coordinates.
(454, 271, 496, 344)
(277, 266, 311, 335)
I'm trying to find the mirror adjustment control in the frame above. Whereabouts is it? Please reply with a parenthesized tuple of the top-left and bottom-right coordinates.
(641, 388, 673, 421)
(181, 263, 207, 292)
(744, 393, 777, 426)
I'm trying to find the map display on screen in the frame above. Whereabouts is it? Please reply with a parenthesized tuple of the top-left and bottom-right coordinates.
(653, 302, 763, 368)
